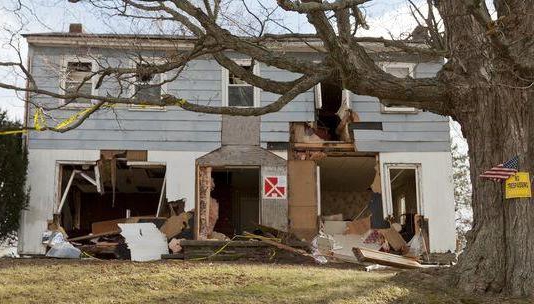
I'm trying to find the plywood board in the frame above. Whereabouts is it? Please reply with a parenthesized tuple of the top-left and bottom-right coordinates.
(288, 160, 318, 241)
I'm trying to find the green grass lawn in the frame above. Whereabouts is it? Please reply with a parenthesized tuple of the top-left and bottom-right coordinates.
(0, 259, 529, 304)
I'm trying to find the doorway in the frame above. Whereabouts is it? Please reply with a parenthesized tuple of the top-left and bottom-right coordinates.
(211, 167, 260, 236)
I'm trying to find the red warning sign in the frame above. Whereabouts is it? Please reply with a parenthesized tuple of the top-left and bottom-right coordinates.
(263, 176, 287, 199)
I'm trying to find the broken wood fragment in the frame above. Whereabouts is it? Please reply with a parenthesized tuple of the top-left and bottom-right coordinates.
(353, 247, 422, 269)
(68, 230, 121, 242)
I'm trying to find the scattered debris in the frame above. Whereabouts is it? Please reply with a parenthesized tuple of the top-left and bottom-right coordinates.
(46, 242, 81, 259)
(345, 216, 371, 235)
(160, 213, 189, 239)
(168, 238, 183, 254)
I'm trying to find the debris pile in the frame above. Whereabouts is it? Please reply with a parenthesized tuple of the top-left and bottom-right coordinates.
(316, 212, 431, 269)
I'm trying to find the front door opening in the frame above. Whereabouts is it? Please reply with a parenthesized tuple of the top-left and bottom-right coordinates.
(318, 156, 377, 220)
(211, 167, 260, 236)
(58, 161, 166, 238)
(317, 82, 343, 141)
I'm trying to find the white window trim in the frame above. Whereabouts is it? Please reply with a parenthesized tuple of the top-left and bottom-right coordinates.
(382, 163, 424, 219)
(128, 59, 168, 111)
(379, 62, 419, 114)
(59, 56, 98, 108)
(314, 84, 351, 110)
(221, 59, 260, 108)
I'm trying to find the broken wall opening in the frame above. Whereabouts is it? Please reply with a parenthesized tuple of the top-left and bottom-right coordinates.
(317, 82, 343, 141)
(58, 161, 166, 238)
(317, 156, 376, 220)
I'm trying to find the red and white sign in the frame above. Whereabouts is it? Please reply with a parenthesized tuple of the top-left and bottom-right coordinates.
(263, 176, 287, 199)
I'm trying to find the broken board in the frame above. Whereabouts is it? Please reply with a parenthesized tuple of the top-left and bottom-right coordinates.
(379, 228, 407, 252)
(353, 247, 422, 269)
(119, 223, 168, 262)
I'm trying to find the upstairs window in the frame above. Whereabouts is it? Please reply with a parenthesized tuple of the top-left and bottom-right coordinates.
(131, 63, 166, 111)
(223, 60, 259, 107)
(381, 63, 418, 114)
(61, 59, 95, 107)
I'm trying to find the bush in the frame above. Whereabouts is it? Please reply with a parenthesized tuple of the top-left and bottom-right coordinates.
(0, 110, 28, 241)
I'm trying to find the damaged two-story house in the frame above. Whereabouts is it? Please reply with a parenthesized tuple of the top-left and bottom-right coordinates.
(18, 25, 456, 256)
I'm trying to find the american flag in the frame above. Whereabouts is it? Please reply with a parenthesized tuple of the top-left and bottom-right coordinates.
(480, 156, 519, 181)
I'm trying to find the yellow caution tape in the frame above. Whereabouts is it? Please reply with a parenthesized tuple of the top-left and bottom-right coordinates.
(55, 107, 93, 130)
(33, 108, 47, 131)
(175, 98, 186, 106)
(1, 102, 111, 136)
(0, 129, 27, 135)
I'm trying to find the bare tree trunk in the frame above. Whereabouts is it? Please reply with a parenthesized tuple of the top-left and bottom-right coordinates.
(454, 87, 534, 296)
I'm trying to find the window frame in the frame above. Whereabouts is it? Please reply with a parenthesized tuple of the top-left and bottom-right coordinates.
(221, 59, 260, 108)
(59, 56, 98, 108)
(379, 62, 419, 114)
(382, 163, 423, 219)
(128, 59, 168, 112)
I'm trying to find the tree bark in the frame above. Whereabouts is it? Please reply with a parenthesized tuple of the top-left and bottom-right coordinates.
(453, 86, 533, 296)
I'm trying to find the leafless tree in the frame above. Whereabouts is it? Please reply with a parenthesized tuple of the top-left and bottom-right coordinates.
(0, 0, 533, 296)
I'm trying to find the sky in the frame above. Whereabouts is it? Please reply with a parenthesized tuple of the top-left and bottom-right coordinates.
(0, 0, 468, 144)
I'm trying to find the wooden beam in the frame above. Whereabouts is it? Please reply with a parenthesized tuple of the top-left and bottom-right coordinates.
(57, 170, 78, 214)
(293, 142, 355, 151)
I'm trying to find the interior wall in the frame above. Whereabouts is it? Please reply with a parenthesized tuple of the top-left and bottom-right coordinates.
(321, 190, 371, 220)
(318, 157, 376, 220)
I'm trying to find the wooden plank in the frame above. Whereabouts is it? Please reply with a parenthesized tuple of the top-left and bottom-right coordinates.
(293, 142, 355, 151)
(68, 230, 121, 242)
(353, 247, 422, 269)
(288, 160, 318, 241)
